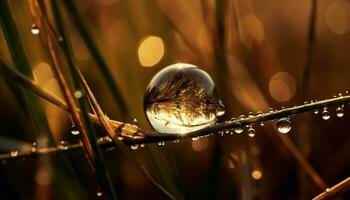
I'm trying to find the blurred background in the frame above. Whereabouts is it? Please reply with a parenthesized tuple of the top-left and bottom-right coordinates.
(0, 0, 350, 199)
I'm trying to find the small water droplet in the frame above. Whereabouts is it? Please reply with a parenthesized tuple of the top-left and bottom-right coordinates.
(277, 117, 291, 134)
(192, 137, 199, 141)
(248, 127, 255, 137)
(268, 108, 274, 113)
(248, 112, 254, 118)
(132, 118, 139, 125)
(10, 150, 18, 157)
(304, 101, 308, 104)
(31, 142, 37, 153)
(74, 90, 83, 99)
(140, 144, 145, 148)
(118, 136, 124, 141)
(259, 122, 264, 126)
(174, 139, 180, 143)
(314, 109, 319, 114)
(144, 63, 225, 134)
(31, 24, 39, 35)
(346, 90, 349, 94)
(97, 192, 103, 197)
(158, 141, 165, 146)
(325, 188, 330, 192)
(58, 141, 69, 150)
(130, 144, 139, 150)
(322, 108, 330, 120)
(338, 93, 343, 97)
(336, 107, 344, 118)
(216, 103, 225, 116)
(225, 129, 230, 134)
(234, 123, 244, 134)
(71, 125, 80, 135)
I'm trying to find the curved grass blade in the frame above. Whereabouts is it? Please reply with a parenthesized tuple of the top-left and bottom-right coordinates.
(62, 0, 129, 119)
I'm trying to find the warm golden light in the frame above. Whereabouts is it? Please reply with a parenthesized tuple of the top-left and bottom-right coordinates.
(138, 36, 164, 67)
(269, 72, 296, 102)
(240, 15, 265, 47)
(33, 62, 53, 85)
(251, 170, 263, 180)
(326, 0, 350, 34)
(191, 137, 209, 152)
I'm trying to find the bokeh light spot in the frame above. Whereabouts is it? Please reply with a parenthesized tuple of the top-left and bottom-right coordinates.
(269, 72, 296, 102)
(251, 170, 263, 180)
(326, 0, 350, 34)
(138, 36, 164, 67)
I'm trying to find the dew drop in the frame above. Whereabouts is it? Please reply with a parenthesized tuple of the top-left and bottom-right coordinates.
(71, 125, 80, 135)
(158, 141, 165, 146)
(248, 127, 255, 137)
(143, 63, 225, 134)
(58, 141, 69, 150)
(192, 137, 199, 141)
(234, 123, 244, 134)
(31, 24, 39, 35)
(322, 108, 331, 120)
(314, 109, 319, 114)
(277, 117, 291, 134)
(259, 122, 264, 126)
(132, 118, 139, 125)
(97, 192, 103, 197)
(10, 150, 18, 157)
(74, 90, 83, 99)
(58, 36, 64, 42)
(336, 107, 344, 118)
(174, 139, 180, 143)
(130, 144, 139, 150)
(31, 142, 37, 153)
(118, 136, 124, 141)
(140, 144, 145, 148)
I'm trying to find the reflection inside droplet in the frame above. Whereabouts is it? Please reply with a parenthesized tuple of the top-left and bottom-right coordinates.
(144, 63, 225, 134)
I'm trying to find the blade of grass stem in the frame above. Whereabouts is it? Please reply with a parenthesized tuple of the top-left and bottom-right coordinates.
(26, 0, 118, 198)
(61, 0, 129, 119)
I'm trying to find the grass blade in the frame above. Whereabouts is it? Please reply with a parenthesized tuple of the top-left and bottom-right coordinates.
(62, 0, 129, 119)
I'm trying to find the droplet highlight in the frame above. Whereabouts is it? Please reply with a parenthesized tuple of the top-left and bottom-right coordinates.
(31, 24, 39, 35)
(322, 108, 331, 120)
(336, 107, 344, 118)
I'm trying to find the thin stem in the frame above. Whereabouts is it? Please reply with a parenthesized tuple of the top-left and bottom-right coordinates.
(0, 95, 348, 158)
(61, 0, 129, 119)
(0, 58, 141, 137)
(313, 176, 350, 200)
(300, 0, 318, 97)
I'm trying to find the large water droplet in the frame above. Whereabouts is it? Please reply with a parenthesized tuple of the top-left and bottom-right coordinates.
(322, 108, 330, 120)
(336, 107, 344, 118)
(31, 24, 39, 35)
(248, 127, 255, 137)
(144, 63, 224, 134)
(277, 117, 291, 134)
